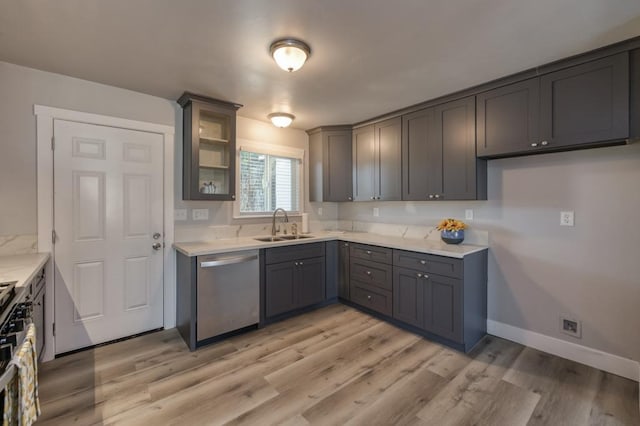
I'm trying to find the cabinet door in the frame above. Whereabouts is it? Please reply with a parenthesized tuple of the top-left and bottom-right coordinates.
(423, 274, 463, 343)
(297, 257, 326, 308)
(540, 53, 629, 149)
(352, 125, 376, 201)
(393, 267, 424, 328)
(476, 78, 540, 158)
(324, 131, 353, 201)
(436, 96, 478, 200)
(402, 107, 438, 201)
(375, 117, 402, 201)
(265, 262, 297, 317)
(338, 241, 350, 300)
(184, 100, 237, 201)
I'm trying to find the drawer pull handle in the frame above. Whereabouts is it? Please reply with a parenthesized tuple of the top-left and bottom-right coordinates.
(365, 271, 372, 276)
(366, 250, 372, 255)
(420, 260, 426, 265)
(367, 295, 372, 301)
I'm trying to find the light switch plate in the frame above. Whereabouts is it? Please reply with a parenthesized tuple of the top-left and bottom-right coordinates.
(560, 211, 574, 226)
(465, 209, 474, 220)
(192, 208, 209, 221)
(174, 209, 187, 221)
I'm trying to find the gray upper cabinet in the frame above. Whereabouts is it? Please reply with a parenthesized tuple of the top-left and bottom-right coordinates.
(403, 97, 486, 201)
(178, 92, 241, 201)
(540, 53, 629, 149)
(308, 126, 353, 202)
(476, 78, 540, 158)
(353, 118, 402, 201)
(477, 53, 629, 158)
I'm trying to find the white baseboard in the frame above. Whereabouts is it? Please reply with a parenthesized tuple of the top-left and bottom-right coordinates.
(487, 319, 639, 382)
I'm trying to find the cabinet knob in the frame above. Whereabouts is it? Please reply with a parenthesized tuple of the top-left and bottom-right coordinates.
(423, 274, 429, 280)
(231, 195, 236, 199)
(434, 194, 441, 199)
(348, 196, 352, 201)
(299, 261, 304, 266)
(376, 196, 381, 200)
(531, 142, 539, 147)
(294, 262, 298, 266)
(420, 260, 426, 265)
(417, 273, 423, 278)
(428, 195, 434, 199)
(541, 140, 549, 146)
(366, 271, 372, 276)
(371, 197, 375, 200)
(366, 250, 372, 255)
(344, 243, 349, 247)
(367, 295, 372, 301)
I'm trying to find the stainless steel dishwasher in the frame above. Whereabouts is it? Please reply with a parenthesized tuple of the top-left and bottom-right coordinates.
(196, 250, 259, 342)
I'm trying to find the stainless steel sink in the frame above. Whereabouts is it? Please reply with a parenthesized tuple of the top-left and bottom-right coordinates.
(279, 235, 315, 240)
(254, 236, 285, 242)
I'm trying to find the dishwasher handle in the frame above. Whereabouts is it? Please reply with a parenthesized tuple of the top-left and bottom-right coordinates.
(200, 254, 258, 268)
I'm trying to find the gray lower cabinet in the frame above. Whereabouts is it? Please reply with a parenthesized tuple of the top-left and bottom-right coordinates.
(402, 97, 486, 201)
(349, 243, 393, 316)
(307, 126, 353, 202)
(352, 118, 402, 201)
(477, 52, 629, 158)
(338, 241, 350, 300)
(392, 249, 486, 351)
(264, 243, 326, 320)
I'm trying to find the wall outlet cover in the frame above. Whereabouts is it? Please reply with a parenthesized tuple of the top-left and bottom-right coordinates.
(192, 208, 209, 221)
(560, 211, 574, 226)
(318, 207, 323, 216)
(373, 207, 380, 217)
(465, 209, 474, 220)
(174, 209, 187, 221)
(560, 315, 582, 338)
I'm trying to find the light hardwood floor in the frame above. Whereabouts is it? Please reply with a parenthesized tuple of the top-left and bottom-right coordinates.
(37, 304, 639, 425)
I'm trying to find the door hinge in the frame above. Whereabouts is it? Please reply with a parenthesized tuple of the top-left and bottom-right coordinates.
(53, 322, 56, 336)
(52, 229, 57, 244)
(51, 136, 55, 151)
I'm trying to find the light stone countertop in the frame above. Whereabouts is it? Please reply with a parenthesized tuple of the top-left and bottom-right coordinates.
(173, 231, 487, 259)
(0, 252, 50, 288)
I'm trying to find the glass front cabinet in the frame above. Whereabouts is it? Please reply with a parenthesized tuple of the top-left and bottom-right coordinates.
(178, 92, 242, 200)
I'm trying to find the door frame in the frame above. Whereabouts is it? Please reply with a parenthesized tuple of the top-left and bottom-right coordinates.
(34, 105, 175, 362)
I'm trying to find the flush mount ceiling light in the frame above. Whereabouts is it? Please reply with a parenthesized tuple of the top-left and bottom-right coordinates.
(269, 38, 311, 72)
(268, 112, 295, 128)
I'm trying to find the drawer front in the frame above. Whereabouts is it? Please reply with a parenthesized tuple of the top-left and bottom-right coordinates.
(350, 259, 392, 291)
(265, 242, 325, 265)
(393, 249, 462, 279)
(350, 243, 393, 264)
(350, 281, 392, 316)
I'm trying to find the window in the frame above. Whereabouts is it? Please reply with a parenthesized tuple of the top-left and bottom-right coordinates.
(236, 141, 304, 217)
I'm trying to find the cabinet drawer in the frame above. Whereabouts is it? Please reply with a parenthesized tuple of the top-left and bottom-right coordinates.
(350, 243, 392, 264)
(350, 281, 392, 316)
(393, 250, 462, 279)
(265, 242, 325, 265)
(350, 259, 392, 291)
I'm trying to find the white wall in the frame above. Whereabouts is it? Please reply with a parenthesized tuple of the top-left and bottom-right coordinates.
(340, 143, 640, 362)
(0, 60, 176, 237)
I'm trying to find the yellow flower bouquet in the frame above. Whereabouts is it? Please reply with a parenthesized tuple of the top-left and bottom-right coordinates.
(436, 218, 466, 244)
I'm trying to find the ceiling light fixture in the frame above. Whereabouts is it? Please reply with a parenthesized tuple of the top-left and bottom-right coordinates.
(268, 112, 295, 128)
(269, 38, 311, 72)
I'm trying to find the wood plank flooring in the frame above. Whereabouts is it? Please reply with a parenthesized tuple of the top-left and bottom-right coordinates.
(36, 304, 639, 425)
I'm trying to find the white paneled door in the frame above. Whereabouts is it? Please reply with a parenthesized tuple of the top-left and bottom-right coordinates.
(53, 119, 164, 354)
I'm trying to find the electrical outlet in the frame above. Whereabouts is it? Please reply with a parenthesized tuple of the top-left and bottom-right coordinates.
(373, 207, 379, 217)
(318, 207, 323, 216)
(465, 209, 474, 220)
(560, 315, 582, 338)
(560, 211, 574, 226)
(192, 208, 209, 221)
(174, 209, 187, 221)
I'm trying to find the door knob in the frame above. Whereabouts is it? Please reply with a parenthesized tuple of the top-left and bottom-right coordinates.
(153, 232, 161, 240)
(152, 242, 162, 251)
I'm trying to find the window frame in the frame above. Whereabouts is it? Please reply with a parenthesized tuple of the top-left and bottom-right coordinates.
(233, 139, 305, 219)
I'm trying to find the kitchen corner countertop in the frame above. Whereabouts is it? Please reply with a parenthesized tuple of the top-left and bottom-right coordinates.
(0, 253, 50, 288)
(173, 231, 488, 259)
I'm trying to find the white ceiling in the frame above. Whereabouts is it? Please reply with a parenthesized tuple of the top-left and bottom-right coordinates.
(1, 0, 640, 130)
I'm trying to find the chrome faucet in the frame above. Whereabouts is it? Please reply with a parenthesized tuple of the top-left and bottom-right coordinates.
(271, 208, 289, 237)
